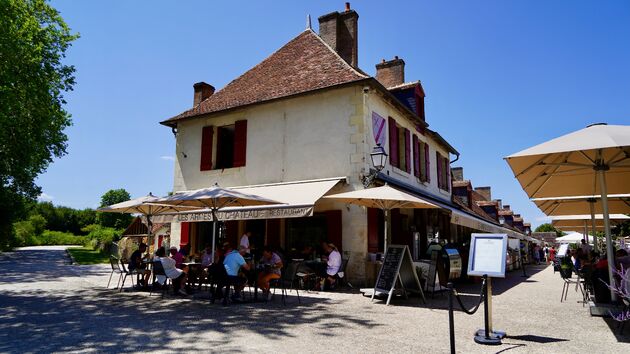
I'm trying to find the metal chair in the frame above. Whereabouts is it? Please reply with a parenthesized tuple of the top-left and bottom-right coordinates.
(118, 259, 138, 292)
(270, 261, 302, 305)
(107, 256, 123, 289)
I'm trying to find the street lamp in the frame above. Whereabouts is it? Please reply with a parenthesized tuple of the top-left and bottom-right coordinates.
(363, 144, 388, 188)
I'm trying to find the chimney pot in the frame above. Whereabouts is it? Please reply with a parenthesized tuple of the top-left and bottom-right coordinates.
(345, 2, 350, 11)
(474, 186, 492, 201)
(375, 57, 405, 88)
(193, 82, 215, 107)
(451, 167, 464, 181)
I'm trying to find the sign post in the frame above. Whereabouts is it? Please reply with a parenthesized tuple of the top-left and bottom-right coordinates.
(467, 234, 508, 345)
(372, 245, 425, 305)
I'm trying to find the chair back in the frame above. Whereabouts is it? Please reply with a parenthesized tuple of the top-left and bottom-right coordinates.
(282, 261, 302, 284)
(340, 258, 349, 273)
(109, 256, 121, 272)
(119, 259, 130, 273)
(152, 260, 166, 276)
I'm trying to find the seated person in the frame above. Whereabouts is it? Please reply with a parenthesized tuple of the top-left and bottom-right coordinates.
(171, 246, 184, 269)
(156, 246, 188, 296)
(201, 245, 213, 267)
(320, 243, 342, 290)
(257, 247, 283, 300)
(222, 245, 251, 302)
(128, 243, 151, 287)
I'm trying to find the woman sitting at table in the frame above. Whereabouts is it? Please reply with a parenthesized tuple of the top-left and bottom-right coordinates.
(319, 243, 342, 291)
(156, 247, 189, 296)
(257, 246, 283, 301)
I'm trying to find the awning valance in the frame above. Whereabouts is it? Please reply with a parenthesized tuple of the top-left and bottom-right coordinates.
(152, 177, 346, 223)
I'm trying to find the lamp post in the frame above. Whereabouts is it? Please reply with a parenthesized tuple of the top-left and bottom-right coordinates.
(362, 144, 388, 188)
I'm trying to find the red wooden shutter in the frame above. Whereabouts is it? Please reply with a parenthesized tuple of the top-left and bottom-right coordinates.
(424, 143, 430, 183)
(446, 158, 451, 192)
(435, 151, 443, 189)
(388, 117, 398, 168)
(180, 222, 190, 248)
(233, 120, 247, 167)
(266, 219, 281, 249)
(200, 126, 214, 171)
(367, 208, 380, 253)
(404, 128, 411, 173)
(326, 210, 343, 253)
(412, 135, 419, 177)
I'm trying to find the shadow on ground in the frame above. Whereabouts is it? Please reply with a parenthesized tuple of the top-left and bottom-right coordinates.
(0, 288, 381, 353)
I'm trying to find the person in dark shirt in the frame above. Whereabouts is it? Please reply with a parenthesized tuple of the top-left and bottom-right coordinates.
(128, 243, 151, 287)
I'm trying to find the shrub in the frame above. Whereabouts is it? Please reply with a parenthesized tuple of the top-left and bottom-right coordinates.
(38, 230, 87, 246)
(83, 224, 122, 252)
(13, 219, 38, 246)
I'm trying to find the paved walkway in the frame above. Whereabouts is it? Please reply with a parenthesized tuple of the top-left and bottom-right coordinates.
(0, 246, 627, 353)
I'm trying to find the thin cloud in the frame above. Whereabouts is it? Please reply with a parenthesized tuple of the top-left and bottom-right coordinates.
(160, 155, 175, 161)
(37, 193, 54, 202)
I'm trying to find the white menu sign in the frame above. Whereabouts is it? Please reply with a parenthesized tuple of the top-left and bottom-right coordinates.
(467, 234, 508, 278)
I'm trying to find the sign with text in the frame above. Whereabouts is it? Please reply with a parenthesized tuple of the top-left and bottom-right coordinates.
(467, 234, 508, 278)
(373, 245, 424, 305)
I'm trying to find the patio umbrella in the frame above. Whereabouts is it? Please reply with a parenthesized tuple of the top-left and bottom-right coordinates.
(323, 184, 439, 252)
(153, 185, 282, 261)
(505, 123, 630, 301)
(97, 193, 201, 253)
(532, 194, 630, 251)
(551, 214, 630, 248)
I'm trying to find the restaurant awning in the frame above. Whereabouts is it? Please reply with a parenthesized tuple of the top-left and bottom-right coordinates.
(450, 209, 528, 240)
(152, 177, 346, 223)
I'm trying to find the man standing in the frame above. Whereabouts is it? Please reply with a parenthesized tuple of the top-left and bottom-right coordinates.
(240, 231, 252, 255)
(580, 239, 593, 254)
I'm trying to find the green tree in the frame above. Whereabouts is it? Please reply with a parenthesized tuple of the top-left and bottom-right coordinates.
(97, 189, 132, 229)
(534, 223, 563, 237)
(0, 0, 78, 250)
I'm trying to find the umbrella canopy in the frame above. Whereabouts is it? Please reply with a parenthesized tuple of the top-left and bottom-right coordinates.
(551, 214, 630, 228)
(323, 185, 439, 252)
(505, 123, 630, 302)
(532, 194, 630, 216)
(322, 184, 439, 210)
(556, 232, 590, 244)
(97, 193, 200, 215)
(153, 185, 281, 209)
(505, 124, 630, 198)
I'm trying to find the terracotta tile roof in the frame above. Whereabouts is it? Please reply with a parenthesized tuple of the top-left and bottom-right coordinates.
(499, 209, 514, 216)
(452, 196, 499, 224)
(452, 180, 471, 188)
(387, 81, 422, 91)
(476, 200, 498, 207)
(162, 29, 368, 125)
(151, 223, 170, 234)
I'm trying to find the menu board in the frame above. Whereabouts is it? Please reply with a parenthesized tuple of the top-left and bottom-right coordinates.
(557, 244, 569, 257)
(373, 245, 424, 305)
(467, 234, 508, 278)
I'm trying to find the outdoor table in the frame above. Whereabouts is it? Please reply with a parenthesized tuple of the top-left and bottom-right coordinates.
(183, 262, 205, 289)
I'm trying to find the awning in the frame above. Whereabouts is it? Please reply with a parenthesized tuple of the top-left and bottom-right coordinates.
(450, 209, 526, 240)
(152, 177, 346, 223)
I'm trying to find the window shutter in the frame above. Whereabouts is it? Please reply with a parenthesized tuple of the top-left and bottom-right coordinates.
(388, 117, 398, 168)
(326, 210, 343, 253)
(436, 152, 443, 189)
(367, 208, 380, 253)
(180, 222, 190, 248)
(424, 143, 430, 183)
(233, 120, 247, 167)
(412, 135, 419, 177)
(446, 158, 451, 192)
(404, 128, 411, 173)
(200, 126, 214, 171)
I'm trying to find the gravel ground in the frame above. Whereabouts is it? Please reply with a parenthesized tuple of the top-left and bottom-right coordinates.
(0, 246, 627, 353)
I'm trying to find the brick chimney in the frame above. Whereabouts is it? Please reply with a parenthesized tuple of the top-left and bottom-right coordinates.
(193, 82, 215, 106)
(475, 186, 491, 201)
(503, 205, 510, 211)
(451, 167, 464, 181)
(318, 3, 359, 67)
(376, 56, 405, 88)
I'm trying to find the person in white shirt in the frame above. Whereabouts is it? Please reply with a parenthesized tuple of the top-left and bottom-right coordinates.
(320, 243, 342, 290)
(155, 247, 188, 296)
(240, 231, 252, 255)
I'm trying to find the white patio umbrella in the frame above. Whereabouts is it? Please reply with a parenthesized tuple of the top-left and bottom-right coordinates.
(153, 185, 282, 261)
(97, 193, 201, 253)
(323, 184, 439, 252)
(532, 194, 630, 251)
(505, 123, 630, 301)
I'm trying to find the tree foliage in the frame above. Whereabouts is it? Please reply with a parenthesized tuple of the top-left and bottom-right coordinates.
(0, 0, 78, 249)
(97, 189, 132, 229)
(534, 223, 563, 236)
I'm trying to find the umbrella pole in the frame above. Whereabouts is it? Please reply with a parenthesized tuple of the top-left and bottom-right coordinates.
(597, 169, 617, 302)
(588, 199, 598, 253)
(583, 221, 588, 245)
(383, 209, 389, 254)
(211, 209, 217, 264)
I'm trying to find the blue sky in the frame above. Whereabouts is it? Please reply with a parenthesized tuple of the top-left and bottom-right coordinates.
(40, 1, 630, 227)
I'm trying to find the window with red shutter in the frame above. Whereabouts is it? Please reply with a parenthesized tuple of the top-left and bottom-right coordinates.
(412, 135, 419, 177)
(446, 157, 451, 192)
(404, 128, 411, 174)
(180, 222, 190, 248)
(388, 117, 399, 168)
(233, 120, 247, 167)
(424, 143, 430, 183)
(200, 126, 214, 171)
(436, 152, 443, 190)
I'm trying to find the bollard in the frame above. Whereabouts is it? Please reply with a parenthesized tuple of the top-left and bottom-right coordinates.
(447, 282, 455, 354)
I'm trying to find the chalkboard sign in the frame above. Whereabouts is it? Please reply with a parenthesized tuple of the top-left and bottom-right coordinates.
(373, 245, 425, 305)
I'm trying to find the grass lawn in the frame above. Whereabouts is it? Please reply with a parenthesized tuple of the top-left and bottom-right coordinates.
(67, 246, 110, 264)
